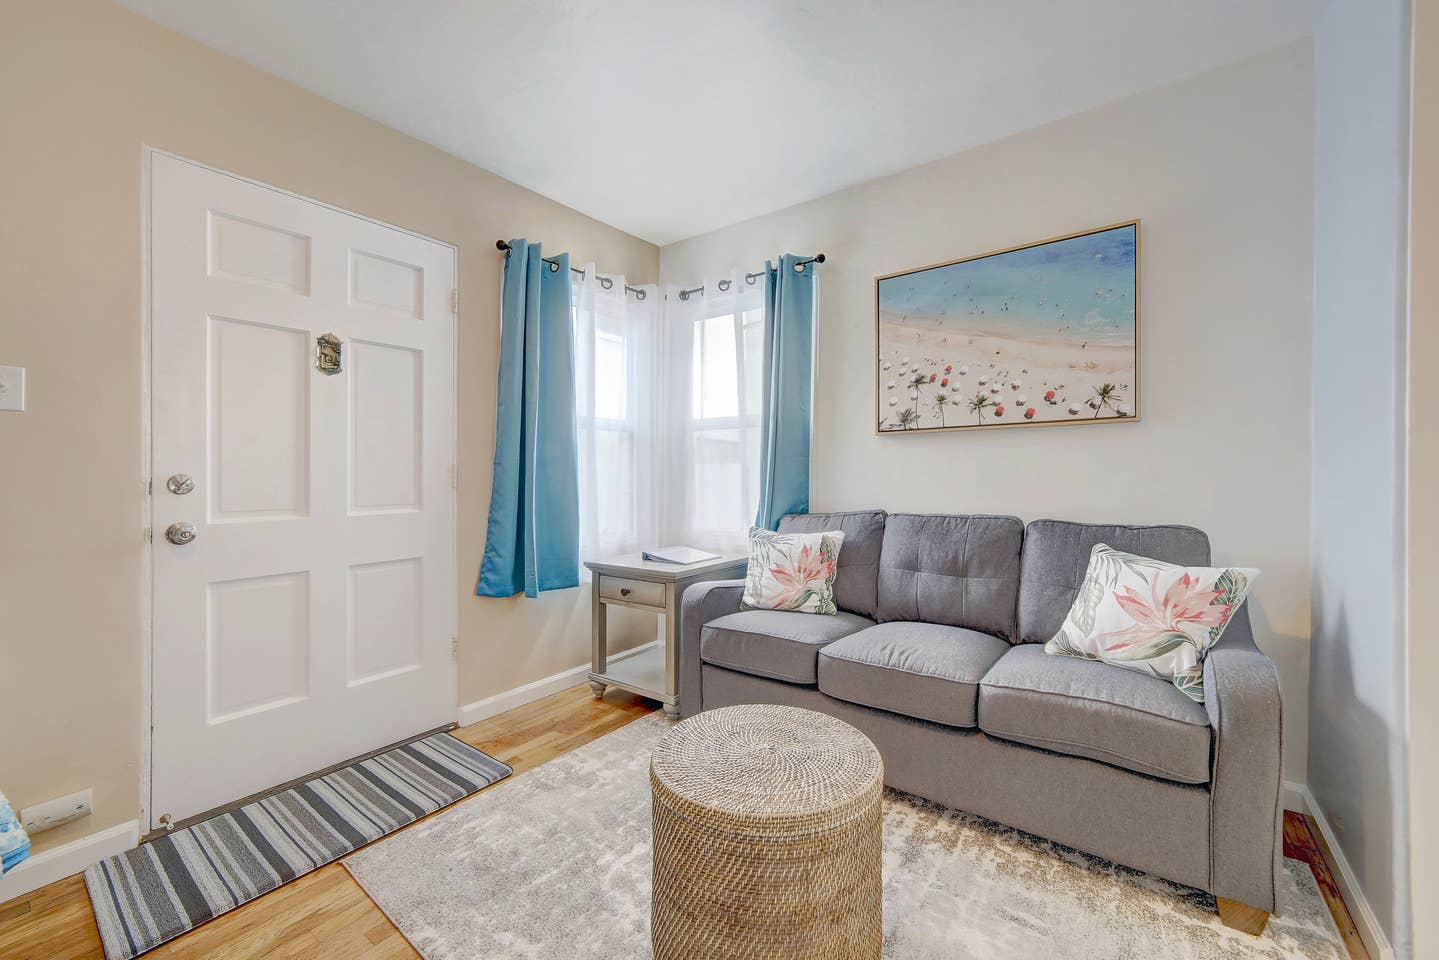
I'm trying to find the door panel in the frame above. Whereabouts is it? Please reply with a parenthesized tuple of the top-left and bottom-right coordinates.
(150, 153, 456, 826)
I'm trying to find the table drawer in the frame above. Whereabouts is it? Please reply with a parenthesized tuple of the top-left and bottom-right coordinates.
(598, 575, 666, 607)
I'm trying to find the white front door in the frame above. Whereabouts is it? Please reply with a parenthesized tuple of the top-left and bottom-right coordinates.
(149, 153, 457, 827)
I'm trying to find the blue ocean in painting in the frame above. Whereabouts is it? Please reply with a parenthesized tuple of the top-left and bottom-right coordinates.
(879, 224, 1137, 346)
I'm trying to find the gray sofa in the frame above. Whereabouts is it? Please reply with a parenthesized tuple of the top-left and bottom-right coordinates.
(679, 511, 1283, 932)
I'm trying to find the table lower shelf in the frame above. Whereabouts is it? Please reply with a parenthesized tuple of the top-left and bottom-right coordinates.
(589, 644, 673, 705)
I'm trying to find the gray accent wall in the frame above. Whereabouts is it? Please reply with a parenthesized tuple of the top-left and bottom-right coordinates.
(1310, 0, 1412, 955)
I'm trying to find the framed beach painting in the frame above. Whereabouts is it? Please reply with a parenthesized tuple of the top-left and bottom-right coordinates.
(875, 221, 1139, 433)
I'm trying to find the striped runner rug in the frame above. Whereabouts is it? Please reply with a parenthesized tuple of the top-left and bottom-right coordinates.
(83, 732, 511, 960)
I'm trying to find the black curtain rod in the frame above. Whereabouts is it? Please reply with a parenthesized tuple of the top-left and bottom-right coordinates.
(673, 254, 825, 301)
(495, 240, 647, 299)
(495, 240, 826, 302)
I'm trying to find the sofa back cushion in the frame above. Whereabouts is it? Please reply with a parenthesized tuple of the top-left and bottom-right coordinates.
(875, 513, 1024, 638)
(1016, 520, 1212, 644)
(777, 510, 886, 617)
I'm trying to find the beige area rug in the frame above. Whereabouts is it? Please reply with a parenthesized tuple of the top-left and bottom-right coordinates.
(344, 713, 1347, 960)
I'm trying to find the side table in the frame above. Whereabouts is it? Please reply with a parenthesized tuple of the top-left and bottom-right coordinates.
(584, 553, 747, 719)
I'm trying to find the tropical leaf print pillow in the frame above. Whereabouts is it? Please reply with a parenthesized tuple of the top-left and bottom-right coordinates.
(1045, 543, 1258, 702)
(741, 526, 846, 615)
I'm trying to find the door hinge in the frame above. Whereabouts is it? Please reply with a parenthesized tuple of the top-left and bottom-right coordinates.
(450, 463, 458, 489)
(450, 637, 458, 660)
(450, 288, 459, 315)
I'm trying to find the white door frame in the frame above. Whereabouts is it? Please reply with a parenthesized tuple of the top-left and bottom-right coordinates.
(138, 147, 459, 831)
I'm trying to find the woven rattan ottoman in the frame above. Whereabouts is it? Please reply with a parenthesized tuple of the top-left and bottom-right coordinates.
(649, 703, 884, 960)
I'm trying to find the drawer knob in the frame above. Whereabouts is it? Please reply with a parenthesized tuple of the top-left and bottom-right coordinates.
(620, 587, 631, 597)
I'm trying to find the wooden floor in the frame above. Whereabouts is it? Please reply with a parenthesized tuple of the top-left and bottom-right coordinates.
(0, 685, 1368, 960)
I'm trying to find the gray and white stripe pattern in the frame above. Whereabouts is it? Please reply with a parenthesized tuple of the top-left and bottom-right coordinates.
(84, 732, 511, 960)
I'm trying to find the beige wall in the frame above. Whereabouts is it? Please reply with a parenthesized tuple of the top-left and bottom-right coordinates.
(661, 43, 1316, 784)
(1409, 0, 1437, 954)
(0, 0, 657, 852)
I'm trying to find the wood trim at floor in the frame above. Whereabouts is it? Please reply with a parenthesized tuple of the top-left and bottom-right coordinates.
(1284, 810, 1371, 960)
(0, 685, 1373, 960)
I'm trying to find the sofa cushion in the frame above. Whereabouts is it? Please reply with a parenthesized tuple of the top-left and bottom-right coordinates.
(978, 644, 1212, 784)
(875, 513, 1024, 639)
(778, 510, 886, 617)
(700, 609, 874, 685)
(819, 622, 1010, 728)
(1016, 520, 1212, 644)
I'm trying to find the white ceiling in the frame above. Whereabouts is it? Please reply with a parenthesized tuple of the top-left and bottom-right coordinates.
(118, 0, 1323, 246)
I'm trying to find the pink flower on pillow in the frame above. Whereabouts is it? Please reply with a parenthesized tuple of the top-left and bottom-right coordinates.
(768, 543, 836, 609)
(1100, 572, 1232, 653)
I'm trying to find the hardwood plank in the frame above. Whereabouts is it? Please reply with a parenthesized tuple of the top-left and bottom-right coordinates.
(0, 691, 1372, 960)
(1283, 811, 1370, 960)
(0, 685, 654, 960)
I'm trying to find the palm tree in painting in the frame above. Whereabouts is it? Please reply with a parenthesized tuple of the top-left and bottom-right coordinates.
(897, 407, 920, 430)
(1091, 383, 1120, 419)
(908, 372, 928, 404)
(933, 391, 952, 427)
(967, 391, 994, 425)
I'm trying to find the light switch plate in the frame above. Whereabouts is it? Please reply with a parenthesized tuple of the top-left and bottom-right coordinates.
(0, 365, 24, 412)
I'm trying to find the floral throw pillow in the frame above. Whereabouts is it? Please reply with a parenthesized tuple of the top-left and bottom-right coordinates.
(1044, 543, 1258, 702)
(741, 526, 846, 615)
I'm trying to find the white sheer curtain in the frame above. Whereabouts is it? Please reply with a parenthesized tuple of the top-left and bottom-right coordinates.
(572, 264, 660, 568)
(660, 271, 766, 552)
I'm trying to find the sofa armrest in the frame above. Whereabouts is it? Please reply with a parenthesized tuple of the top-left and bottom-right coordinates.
(678, 579, 745, 718)
(1203, 605, 1284, 913)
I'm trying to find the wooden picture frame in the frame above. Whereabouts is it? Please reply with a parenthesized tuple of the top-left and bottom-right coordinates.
(875, 220, 1140, 434)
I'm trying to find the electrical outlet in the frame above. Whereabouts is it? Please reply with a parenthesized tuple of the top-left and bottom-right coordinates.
(0, 365, 24, 412)
(20, 789, 91, 835)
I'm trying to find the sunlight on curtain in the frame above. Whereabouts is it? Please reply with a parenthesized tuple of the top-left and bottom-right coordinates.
(662, 272, 765, 552)
(573, 265, 660, 568)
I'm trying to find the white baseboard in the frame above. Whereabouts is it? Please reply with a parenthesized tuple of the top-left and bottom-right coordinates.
(1289, 782, 1395, 960)
(456, 640, 661, 728)
(1282, 779, 1310, 816)
(0, 819, 139, 905)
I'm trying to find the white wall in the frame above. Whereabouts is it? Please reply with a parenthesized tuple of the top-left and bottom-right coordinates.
(661, 44, 1316, 785)
(1310, 0, 1413, 955)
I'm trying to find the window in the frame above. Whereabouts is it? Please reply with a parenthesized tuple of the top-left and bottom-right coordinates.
(573, 269, 659, 565)
(662, 275, 765, 551)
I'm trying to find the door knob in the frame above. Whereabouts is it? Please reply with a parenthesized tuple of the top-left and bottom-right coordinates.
(165, 522, 197, 545)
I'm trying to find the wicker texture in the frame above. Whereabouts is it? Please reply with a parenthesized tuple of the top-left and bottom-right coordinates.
(650, 704, 884, 960)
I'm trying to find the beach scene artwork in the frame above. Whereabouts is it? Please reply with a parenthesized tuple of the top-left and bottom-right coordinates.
(876, 222, 1138, 433)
